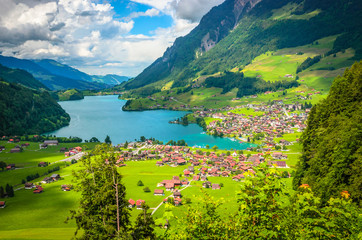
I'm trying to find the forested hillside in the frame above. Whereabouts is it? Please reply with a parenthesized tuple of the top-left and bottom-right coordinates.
(123, 0, 362, 92)
(0, 56, 108, 91)
(294, 61, 362, 205)
(0, 64, 47, 90)
(0, 80, 70, 135)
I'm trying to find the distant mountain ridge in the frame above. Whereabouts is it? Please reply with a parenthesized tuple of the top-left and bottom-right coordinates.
(0, 64, 47, 90)
(0, 56, 128, 90)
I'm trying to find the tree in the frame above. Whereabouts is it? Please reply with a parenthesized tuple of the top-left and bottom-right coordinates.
(0, 161, 7, 171)
(131, 204, 155, 240)
(104, 135, 112, 145)
(205, 145, 210, 149)
(137, 180, 144, 186)
(67, 144, 130, 239)
(140, 136, 146, 142)
(143, 187, 151, 192)
(212, 145, 218, 151)
(8, 185, 14, 197)
(0, 186, 4, 198)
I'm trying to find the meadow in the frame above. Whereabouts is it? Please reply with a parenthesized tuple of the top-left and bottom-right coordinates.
(0, 140, 302, 239)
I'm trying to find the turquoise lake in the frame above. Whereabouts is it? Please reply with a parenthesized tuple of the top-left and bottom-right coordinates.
(49, 95, 255, 150)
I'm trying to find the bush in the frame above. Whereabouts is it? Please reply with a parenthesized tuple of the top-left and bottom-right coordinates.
(143, 187, 151, 192)
(186, 198, 191, 204)
(137, 180, 144, 186)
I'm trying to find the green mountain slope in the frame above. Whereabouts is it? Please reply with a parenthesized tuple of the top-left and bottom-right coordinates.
(294, 61, 362, 205)
(0, 64, 47, 90)
(123, 0, 361, 92)
(0, 80, 70, 136)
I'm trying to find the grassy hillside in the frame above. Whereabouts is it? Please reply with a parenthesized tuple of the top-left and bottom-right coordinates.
(55, 89, 84, 101)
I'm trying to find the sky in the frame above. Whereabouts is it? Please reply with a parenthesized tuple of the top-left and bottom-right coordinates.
(0, 0, 225, 77)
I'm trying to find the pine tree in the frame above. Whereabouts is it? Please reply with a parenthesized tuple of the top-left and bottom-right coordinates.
(0, 186, 4, 198)
(8, 186, 14, 197)
(68, 144, 130, 239)
(105, 135, 112, 145)
(131, 204, 156, 240)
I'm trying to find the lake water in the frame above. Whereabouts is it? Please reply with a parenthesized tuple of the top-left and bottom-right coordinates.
(49, 95, 255, 150)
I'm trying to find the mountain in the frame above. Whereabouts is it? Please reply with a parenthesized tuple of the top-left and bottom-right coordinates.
(294, 61, 362, 205)
(0, 56, 108, 91)
(0, 64, 47, 90)
(91, 74, 129, 86)
(123, 0, 362, 92)
(0, 80, 70, 135)
(33, 59, 93, 82)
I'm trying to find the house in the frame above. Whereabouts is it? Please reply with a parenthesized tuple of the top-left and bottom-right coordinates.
(38, 162, 48, 167)
(177, 159, 186, 165)
(184, 170, 191, 177)
(136, 199, 145, 209)
(173, 191, 182, 198)
(42, 177, 53, 184)
(128, 199, 136, 208)
(0, 201, 5, 208)
(202, 181, 211, 188)
(6, 164, 15, 170)
(10, 147, 21, 153)
(60, 147, 68, 152)
(0, 146, 5, 151)
(192, 175, 200, 181)
(74, 146, 82, 152)
(44, 140, 58, 146)
(271, 161, 287, 168)
(24, 182, 35, 189)
(272, 152, 283, 159)
(156, 161, 163, 166)
(61, 185, 71, 191)
(50, 174, 61, 181)
(212, 184, 221, 190)
(154, 189, 164, 196)
(39, 144, 47, 149)
(174, 198, 182, 206)
(33, 185, 43, 194)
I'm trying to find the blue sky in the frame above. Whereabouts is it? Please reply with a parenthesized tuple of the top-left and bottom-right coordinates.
(0, 0, 224, 76)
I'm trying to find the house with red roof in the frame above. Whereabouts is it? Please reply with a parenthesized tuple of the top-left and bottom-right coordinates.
(128, 199, 135, 208)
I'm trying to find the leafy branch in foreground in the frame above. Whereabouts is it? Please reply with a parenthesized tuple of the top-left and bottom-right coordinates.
(167, 163, 361, 240)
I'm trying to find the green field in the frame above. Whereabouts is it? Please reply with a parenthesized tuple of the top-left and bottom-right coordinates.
(0, 142, 302, 239)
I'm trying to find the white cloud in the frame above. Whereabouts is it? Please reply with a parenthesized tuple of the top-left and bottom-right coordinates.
(0, 0, 225, 77)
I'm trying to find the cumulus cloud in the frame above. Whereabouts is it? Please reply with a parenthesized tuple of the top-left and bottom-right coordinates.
(0, 0, 225, 77)
(172, 0, 225, 22)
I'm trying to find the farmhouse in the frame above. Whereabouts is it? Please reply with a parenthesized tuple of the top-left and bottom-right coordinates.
(271, 161, 287, 168)
(0, 201, 5, 208)
(50, 174, 61, 181)
(24, 182, 35, 189)
(10, 147, 21, 153)
(33, 186, 43, 194)
(42, 177, 53, 184)
(61, 185, 71, 191)
(136, 199, 145, 209)
(128, 199, 135, 208)
(38, 162, 48, 167)
(212, 184, 221, 190)
(154, 189, 164, 196)
(6, 164, 15, 170)
(173, 191, 182, 198)
(44, 140, 58, 146)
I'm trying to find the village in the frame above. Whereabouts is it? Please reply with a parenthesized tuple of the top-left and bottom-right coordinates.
(188, 102, 310, 148)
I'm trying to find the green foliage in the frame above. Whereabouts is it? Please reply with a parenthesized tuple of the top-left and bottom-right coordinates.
(143, 187, 151, 192)
(89, 137, 100, 143)
(204, 72, 299, 97)
(68, 144, 130, 239)
(0, 186, 4, 198)
(167, 163, 361, 239)
(5, 184, 14, 197)
(296, 55, 321, 73)
(131, 204, 156, 240)
(56, 89, 84, 101)
(0, 161, 6, 171)
(104, 135, 112, 145)
(0, 64, 47, 90)
(0, 81, 70, 136)
(137, 180, 144, 186)
(294, 61, 362, 206)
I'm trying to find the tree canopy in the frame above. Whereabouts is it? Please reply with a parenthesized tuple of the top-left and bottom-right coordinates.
(294, 61, 362, 206)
